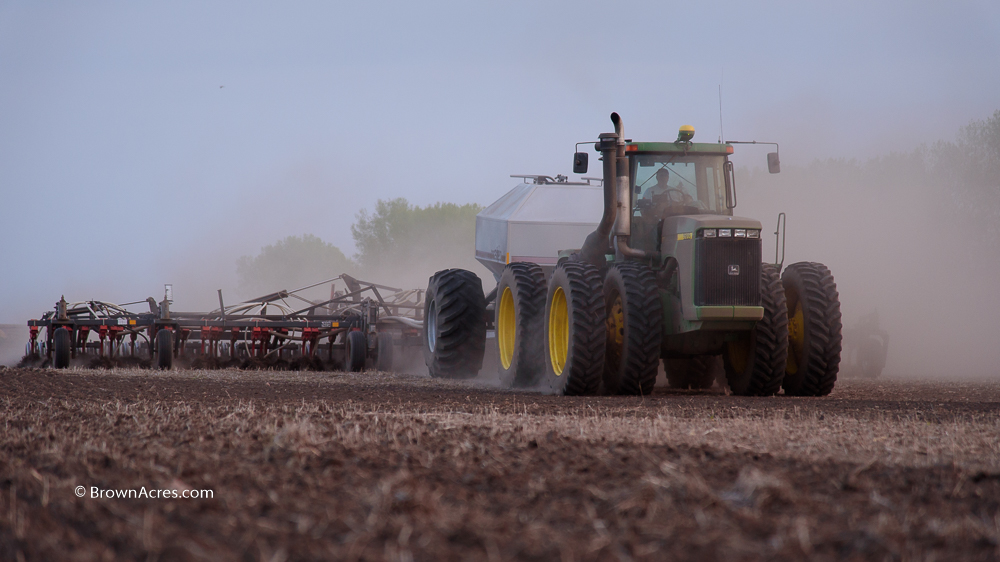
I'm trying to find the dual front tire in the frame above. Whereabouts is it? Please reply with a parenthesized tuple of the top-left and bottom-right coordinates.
(723, 264, 788, 395)
(722, 261, 842, 396)
(780, 262, 842, 396)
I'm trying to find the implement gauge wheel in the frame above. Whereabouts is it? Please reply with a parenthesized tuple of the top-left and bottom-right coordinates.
(602, 262, 662, 396)
(346, 330, 367, 372)
(781, 262, 842, 396)
(723, 264, 789, 395)
(53, 327, 71, 369)
(496, 262, 546, 388)
(542, 262, 605, 395)
(156, 329, 174, 370)
(423, 269, 486, 379)
(376, 331, 394, 372)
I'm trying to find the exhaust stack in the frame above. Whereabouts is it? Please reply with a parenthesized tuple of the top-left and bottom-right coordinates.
(575, 112, 653, 266)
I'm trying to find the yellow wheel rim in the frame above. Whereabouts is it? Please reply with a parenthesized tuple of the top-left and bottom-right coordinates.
(498, 287, 516, 370)
(548, 287, 569, 376)
(787, 299, 804, 375)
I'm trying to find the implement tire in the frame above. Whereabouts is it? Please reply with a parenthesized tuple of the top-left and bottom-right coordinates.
(603, 262, 662, 396)
(781, 262, 842, 396)
(156, 329, 174, 370)
(423, 269, 486, 379)
(496, 262, 546, 388)
(376, 331, 394, 372)
(723, 264, 788, 396)
(53, 327, 71, 369)
(666, 355, 720, 390)
(542, 262, 605, 396)
(346, 330, 366, 372)
(859, 336, 885, 379)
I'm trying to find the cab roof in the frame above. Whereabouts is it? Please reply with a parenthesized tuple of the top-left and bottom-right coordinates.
(625, 142, 734, 155)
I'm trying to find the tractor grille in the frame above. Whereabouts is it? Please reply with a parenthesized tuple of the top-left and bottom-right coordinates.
(694, 238, 761, 306)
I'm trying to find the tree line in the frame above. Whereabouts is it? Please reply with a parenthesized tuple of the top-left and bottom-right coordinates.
(236, 199, 484, 298)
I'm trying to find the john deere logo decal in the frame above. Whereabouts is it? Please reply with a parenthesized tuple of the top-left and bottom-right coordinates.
(728, 265, 740, 276)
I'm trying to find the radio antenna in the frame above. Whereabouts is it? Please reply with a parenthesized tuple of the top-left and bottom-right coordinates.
(718, 68, 725, 143)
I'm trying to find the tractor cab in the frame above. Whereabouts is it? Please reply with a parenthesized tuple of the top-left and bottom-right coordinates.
(628, 145, 732, 219)
(624, 130, 739, 258)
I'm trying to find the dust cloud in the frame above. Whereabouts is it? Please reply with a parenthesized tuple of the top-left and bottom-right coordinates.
(0, 324, 27, 367)
(7, 138, 996, 383)
(737, 153, 1000, 379)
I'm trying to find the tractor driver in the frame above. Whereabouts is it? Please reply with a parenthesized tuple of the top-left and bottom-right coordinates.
(643, 167, 672, 199)
(642, 166, 697, 208)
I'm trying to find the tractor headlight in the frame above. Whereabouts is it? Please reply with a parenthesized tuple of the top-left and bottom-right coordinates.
(718, 229, 732, 237)
(747, 229, 760, 239)
(702, 229, 716, 238)
(734, 229, 747, 238)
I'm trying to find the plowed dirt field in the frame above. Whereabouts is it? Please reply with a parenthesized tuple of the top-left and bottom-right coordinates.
(1, 367, 998, 561)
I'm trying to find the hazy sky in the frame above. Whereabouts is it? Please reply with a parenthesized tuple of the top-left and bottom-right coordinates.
(2, 1, 998, 322)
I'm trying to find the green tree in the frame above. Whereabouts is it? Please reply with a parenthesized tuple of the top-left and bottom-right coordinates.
(351, 198, 487, 288)
(931, 110, 1000, 246)
(236, 234, 354, 300)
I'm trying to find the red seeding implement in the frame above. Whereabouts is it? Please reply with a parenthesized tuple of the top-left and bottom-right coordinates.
(23, 275, 425, 371)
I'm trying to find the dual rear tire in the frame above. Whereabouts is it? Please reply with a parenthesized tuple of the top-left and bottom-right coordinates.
(499, 261, 659, 396)
(425, 262, 658, 396)
(496, 263, 547, 387)
(541, 262, 605, 395)
(601, 263, 662, 396)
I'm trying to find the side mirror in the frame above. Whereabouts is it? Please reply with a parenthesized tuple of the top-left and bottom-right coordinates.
(573, 152, 588, 174)
(767, 152, 780, 174)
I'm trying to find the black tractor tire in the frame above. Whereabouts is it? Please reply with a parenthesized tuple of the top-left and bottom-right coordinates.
(423, 269, 487, 379)
(723, 264, 789, 396)
(781, 262, 842, 396)
(542, 262, 605, 396)
(496, 262, 547, 387)
(53, 327, 71, 369)
(376, 331, 394, 372)
(602, 262, 662, 396)
(156, 329, 174, 370)
(346, 330, 367, 372)
(666, 355, 720, 390)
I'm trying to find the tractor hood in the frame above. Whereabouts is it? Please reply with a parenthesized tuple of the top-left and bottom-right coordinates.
(660, 214, 764, 323)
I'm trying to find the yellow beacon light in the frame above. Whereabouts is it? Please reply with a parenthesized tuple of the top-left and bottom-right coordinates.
(676, 125, 695, 143)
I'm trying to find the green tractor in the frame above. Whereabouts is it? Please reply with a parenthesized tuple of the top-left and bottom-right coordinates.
(423, 113, 841, 396)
